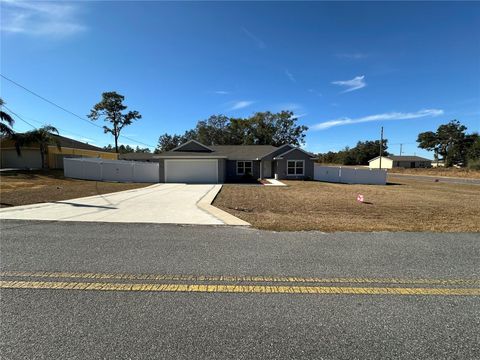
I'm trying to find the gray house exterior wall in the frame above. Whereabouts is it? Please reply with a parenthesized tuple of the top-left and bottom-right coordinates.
(274, 149, 314, 180)
(261, 145, 293, 161)
(225, 160, 260, 182)
(218, 159, 226, 182)
(158, 159, 166, 182)
(393, 160, 431, 168)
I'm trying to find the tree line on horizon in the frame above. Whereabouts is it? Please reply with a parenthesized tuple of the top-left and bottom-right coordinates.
(315, 120, 479, 169)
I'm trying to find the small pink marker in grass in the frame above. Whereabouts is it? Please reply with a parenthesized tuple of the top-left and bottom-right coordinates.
(357, 194, 364, 203)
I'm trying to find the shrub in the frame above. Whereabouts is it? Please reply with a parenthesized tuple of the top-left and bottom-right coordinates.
(467, 158, 480, 170)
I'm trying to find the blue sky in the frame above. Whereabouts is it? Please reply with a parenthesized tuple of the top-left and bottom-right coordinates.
(1, 1, 479, 158)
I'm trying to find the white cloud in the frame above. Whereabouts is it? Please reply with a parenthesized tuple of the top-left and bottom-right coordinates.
(285, 69, 296, 83)
(332, 75, 366, 93)
(1, 0, 87, 37)
(214, 90, 230, 95)
(336, 53, 369, 60)
(312, 109, 444, 130)
(276, 103, 301, 111)
(293, 113, 307, 119)
(229, 100, 254, 111)
(241, 27, 266, 49)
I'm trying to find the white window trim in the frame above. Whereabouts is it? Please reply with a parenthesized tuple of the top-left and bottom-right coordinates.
(236, 160, 253, 176)
(286, 160, 305, 176)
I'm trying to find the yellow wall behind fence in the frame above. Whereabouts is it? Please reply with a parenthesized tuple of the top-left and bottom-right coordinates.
(47, 146, 118, 168)
(1, 138, 118, 169)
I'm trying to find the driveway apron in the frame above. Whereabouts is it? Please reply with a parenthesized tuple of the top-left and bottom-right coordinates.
(0, 184, 225, 225)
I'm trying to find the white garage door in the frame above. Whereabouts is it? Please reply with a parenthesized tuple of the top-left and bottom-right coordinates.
(165, 159, 218, 184)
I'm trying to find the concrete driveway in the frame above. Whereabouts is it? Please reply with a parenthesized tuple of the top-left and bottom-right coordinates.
(0, 184, 246, 225)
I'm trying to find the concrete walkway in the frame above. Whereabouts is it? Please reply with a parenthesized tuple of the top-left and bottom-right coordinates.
(0, 184, 247, 225)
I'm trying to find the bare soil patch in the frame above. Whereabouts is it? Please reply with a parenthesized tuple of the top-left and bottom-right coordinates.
(213, 178, 480, 232)
(0, 170, 149, 207)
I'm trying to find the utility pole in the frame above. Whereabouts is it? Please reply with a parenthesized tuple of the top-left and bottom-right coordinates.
(379, 126, 384, 169)
(399, 144, 403, 156)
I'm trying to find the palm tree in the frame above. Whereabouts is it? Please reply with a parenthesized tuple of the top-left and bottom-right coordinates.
(0, 98, 15, 137)
(20, 125, 61, 169)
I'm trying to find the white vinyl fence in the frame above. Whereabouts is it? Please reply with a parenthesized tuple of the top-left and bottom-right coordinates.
(64, 158, 159, 183)
(314, 164, 387, 185)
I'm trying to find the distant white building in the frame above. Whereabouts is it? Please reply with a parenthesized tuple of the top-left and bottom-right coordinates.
(431, 159, 445, 167)
(368, 155, 432, 169)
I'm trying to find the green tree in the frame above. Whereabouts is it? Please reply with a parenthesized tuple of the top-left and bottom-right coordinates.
(417, 131, 439, 163)
(350, 140, 388, 165)
(270, 111, 308, 146)
(154, 110, 308, 151)
(467, 135, 480, 160)
(103, 144, 115, 152)
(135, 146, 151, 153)
(195, 115, 231, 145)
(229, 118, 255, 145)
(417, 120, 469, 166)
(316, 140, 389, 165)
(117, 144, 135, 154)
(230, 111, 308, 146)
(0, 98, 15, 137)
(19, 125, 61, 168)
(88, 92, 142, 153)
(154, 129, 199, 153)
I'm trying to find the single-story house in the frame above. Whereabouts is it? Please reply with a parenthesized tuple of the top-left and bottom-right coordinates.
(153, 140, 316, 183)
(0, 134, 117, 169)
(368, 155, 432, 169)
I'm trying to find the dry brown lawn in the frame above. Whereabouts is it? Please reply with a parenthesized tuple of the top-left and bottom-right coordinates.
(214, 177, 480, 232)
(0, 170, 149, 208)
(388, 167, 480, 179)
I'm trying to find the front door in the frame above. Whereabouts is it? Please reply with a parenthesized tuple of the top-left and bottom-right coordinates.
(262, 160, 272, 178)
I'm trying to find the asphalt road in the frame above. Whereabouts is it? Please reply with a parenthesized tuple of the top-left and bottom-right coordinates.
(389, 173, 480, 185)
(1, 220, 479, 359)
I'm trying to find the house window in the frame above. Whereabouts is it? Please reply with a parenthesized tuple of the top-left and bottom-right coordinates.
(287, 160, 304, 175)
(237, 161, 253, 175)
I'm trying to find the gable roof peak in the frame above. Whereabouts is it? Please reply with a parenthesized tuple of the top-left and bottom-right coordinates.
(171, 139, 214, 152)
(274, 146, 315, 159)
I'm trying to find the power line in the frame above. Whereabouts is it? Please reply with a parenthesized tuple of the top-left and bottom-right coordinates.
(1, 74, 155, 148)
(4, 105, 103, 145)
(2, 105, 37, 130)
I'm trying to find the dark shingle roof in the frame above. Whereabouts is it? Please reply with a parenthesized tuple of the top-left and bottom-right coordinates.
(156, 145, 279, 160)
(369, 155, 432, 162)
(119, 153, 155, 160)
(50, 134, 107, 152)
(388, 155, 432, 162)
(1, 133, 107, 152)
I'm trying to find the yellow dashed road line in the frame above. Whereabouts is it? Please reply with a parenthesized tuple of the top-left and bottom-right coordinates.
(1, 280, 479, 296)
(1, 270, 478, 286)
